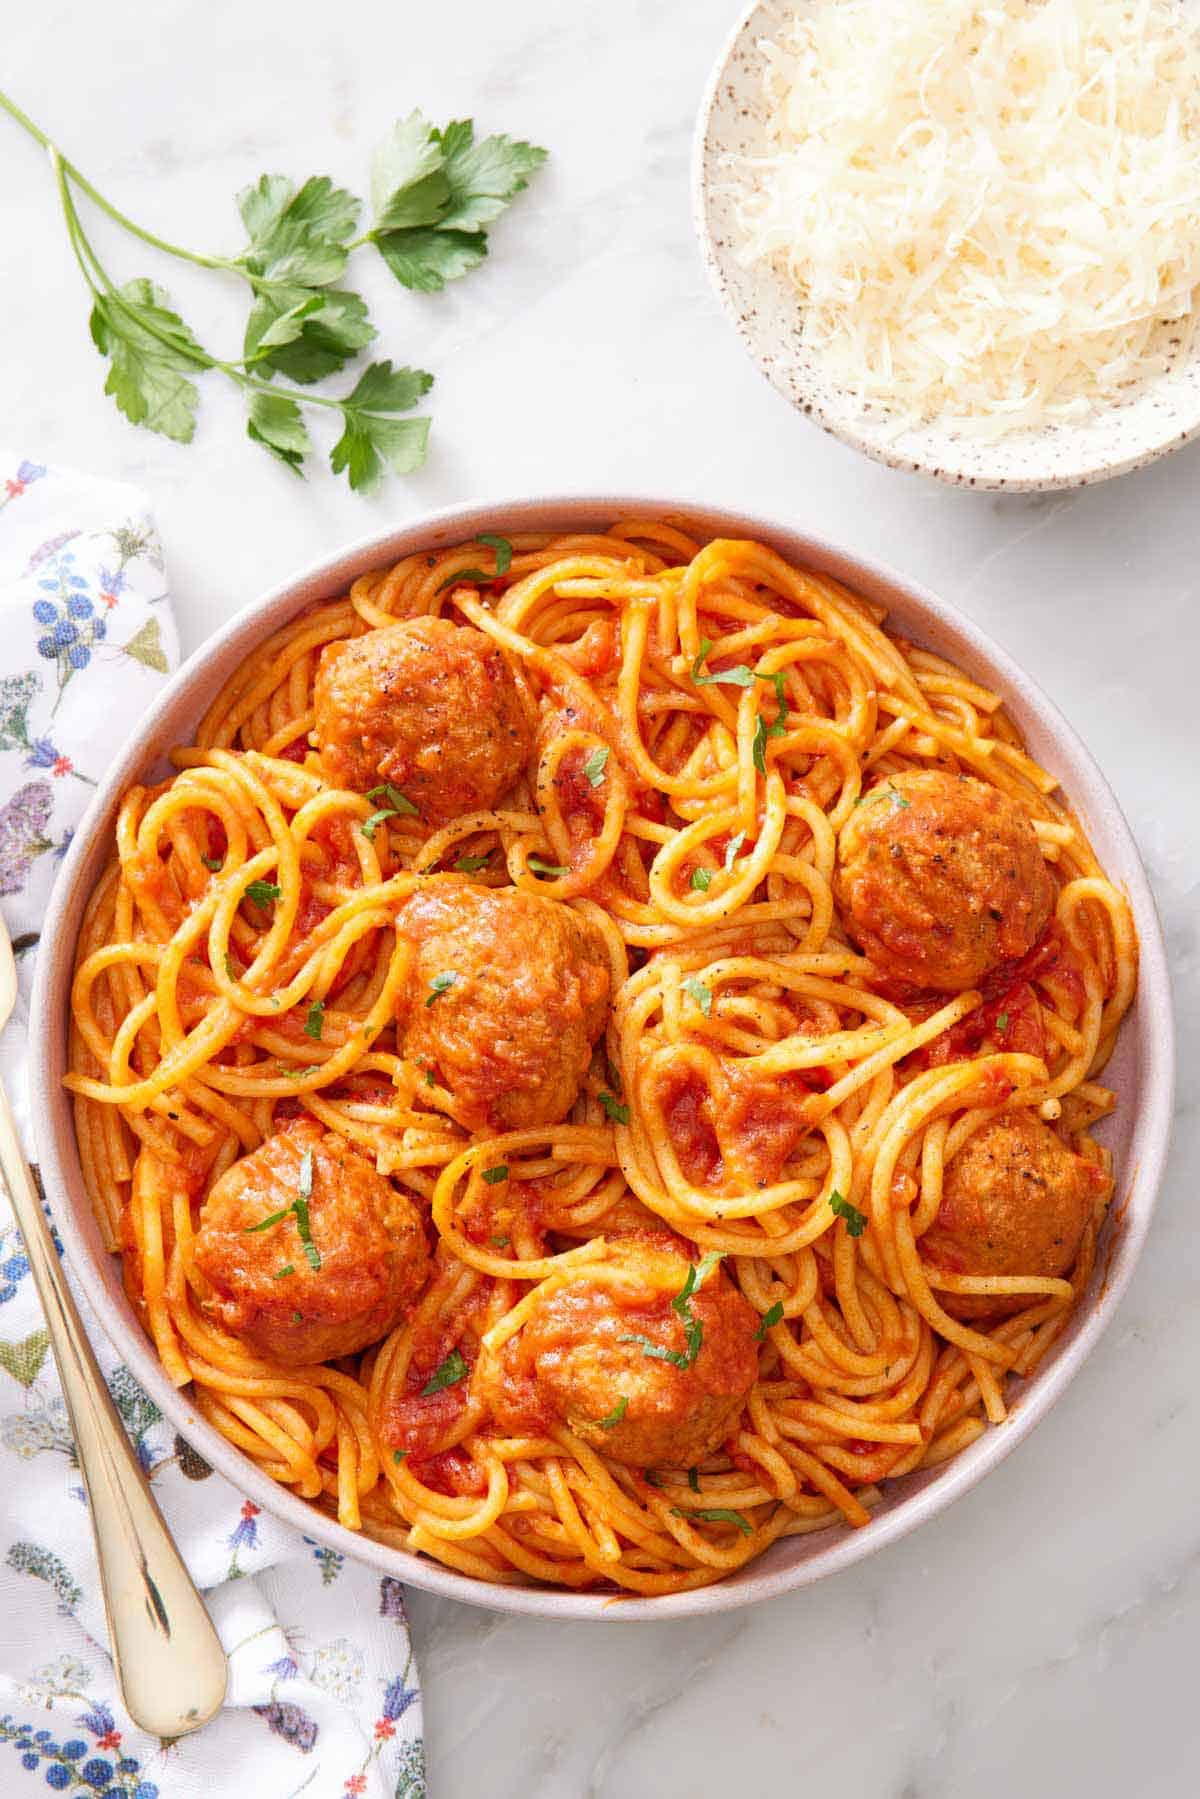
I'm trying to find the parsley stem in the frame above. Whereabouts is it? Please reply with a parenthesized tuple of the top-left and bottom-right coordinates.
(0, 87, 231, 272)
(51, 152, 370, 423)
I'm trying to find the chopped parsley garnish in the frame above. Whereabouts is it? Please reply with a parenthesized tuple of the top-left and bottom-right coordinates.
(598, 1090, 630, 1125)
(995, 1011, 1010, 1033)
(201, 854, 223, 872)
(423, 1068, 436, 1087)
(223, 953, 237, 979)
(481, 1164, 509, 1184)
(528, 855, 569, 878)
(643, 1469, 664, 1488)
(618, 1333, 690, 1370)
(435, 565, 493, 593)
(690, 867, 713, 892)
(671, 1506, 752, 1537)
(393, 1449, 407, 1465)
(294, 1149, 322, 1270)
(582, 745, 610, 787)
(670, 1251, 723, 1367)
(684, 978, 713, 1017)
(291, 1310, 303, 1323)
(476, 532, 513, 575)
(454, 853, 492, 873)
(886, 782, 910, 809)
(691, 640, 756, 689)
(687, 1466, 700, 1493)
(241, 1149, 321, 1270)
(362, 783, 419, 840)
(303, 1000, 326, 1040)
(488, 1234, 510, 1249)
(420, 1348, 468, 1396)
(592, 1396, 628, 1430)
(281, 1064, 322, 1079)
(426, 970, 459, 1006)
(752, 714, 769, 776)
(830, 1189, 868, 1237)
(272, 1263, 296, 1280)
(245, 879, 282, 908)
(724, 831, 746, 871)
(759, 669, 789, 732)
(755, 1300, 784, 1340)
(366, 782, 420, 815)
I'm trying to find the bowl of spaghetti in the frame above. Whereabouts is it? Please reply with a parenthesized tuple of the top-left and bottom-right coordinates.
(30, 497, 1172, 1618)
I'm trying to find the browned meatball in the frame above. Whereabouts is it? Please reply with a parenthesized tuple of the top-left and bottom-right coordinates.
(920, 1109, 1106, 1319)
(396, 877, 610, 1131)
(484, 1239, 759, 1468)
(834, 770, 1054, 992)
(194, 1122, 429, 1363)
(314, 616, 533, 826)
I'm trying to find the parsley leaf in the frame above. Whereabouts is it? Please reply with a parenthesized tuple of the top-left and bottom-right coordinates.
(330, 360, 433, 494)
(246, 389, 313, 472)
(691, 642, 757, 689)
(435, 566, 494, 593)
(684, 978, 713, 1017)
(426, 970, 459, 1006)
(201, 854, 223, 872)
(481, 1164, 509, 1184)
(223, 953, 237, 979)
(454, 853, 492, 873)
(89, 279, 207, 444)
(476, 532, 513, 575)
(752, 714, 769, 776)
(755, 1300, 784, 1340)
(371, 114, 548, 292)
(618, 1333, 690, 1371)
(592, 1396, 628, 1430)
(393, 1449, 408, 1465)
(670, 1506, 752, 1537)
(887, 782, 911, 809)
(670, 1252, 723, 1368)
(303, 1000, 325, 1041)
(420, 1348, 468, 1396)
(272, 1264, 296, 1279)
(244, 879, 282, 908)
(598, 1091, 630, 1125)
(528, 855, 569, 878)
(830, 1189, 868, 1237)
(995, 1011, 1010, 1033)
(366, 782, 420, 817)
(688, 1466, 701, 1493)
(690, 867, 713, 892)
(295, 1148, 322, 1271)
(724, 832, 746, 872)
(281, 1063, 322, 1079)
(582, 746, 609, 787)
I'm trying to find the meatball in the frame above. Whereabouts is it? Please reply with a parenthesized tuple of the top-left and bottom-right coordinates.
(834, 770, 1054, 992)
(194, 1122, 429, 1363)
(396, 877, 610, 1131)
(314, 616, 533, 826)
(920, 1109, 1105, 1319)
(485, 1239, 759, 1468)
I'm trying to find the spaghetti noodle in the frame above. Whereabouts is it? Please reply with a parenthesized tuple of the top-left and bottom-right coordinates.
(66, 522, 1137, 1595)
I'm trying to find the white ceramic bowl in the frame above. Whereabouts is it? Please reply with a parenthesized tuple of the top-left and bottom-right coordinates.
(30, 495, 1174, 1619)
(694, 0, 1200, 491)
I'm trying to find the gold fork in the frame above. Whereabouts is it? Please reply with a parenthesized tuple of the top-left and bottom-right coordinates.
(0, 910, 227, 1737)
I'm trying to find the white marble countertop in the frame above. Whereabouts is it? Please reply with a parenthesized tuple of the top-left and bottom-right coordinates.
(5, 1, 1198, 1792)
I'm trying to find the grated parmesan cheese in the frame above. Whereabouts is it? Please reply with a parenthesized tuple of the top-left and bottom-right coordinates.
(732, 0, 1200, 436)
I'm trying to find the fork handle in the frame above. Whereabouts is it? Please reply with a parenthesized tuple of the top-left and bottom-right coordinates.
(0, 1078, 227, 1737)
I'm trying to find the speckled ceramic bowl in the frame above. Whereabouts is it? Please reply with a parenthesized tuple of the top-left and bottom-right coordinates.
(30, 496, 1174, 1618)
(694, 0, 1200, 491)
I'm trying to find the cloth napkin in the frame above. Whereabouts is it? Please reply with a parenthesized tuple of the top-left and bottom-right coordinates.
(0, 453, 425, 1799)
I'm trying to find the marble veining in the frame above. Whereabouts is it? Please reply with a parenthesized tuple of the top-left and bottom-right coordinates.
(4, 0, 1198, 1792)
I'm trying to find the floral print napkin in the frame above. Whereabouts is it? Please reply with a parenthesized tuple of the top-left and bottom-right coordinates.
(0, 453, 425, 1799)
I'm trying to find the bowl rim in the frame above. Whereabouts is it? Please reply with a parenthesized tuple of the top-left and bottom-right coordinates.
(691, 0, 1200, 493)
(29, 491, 1176, 1621)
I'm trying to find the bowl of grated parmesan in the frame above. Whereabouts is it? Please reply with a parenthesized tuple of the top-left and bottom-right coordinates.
(694, 0, 1200, 489)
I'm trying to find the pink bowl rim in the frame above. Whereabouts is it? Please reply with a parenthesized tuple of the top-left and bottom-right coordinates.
(28, 492, 1175, 1621)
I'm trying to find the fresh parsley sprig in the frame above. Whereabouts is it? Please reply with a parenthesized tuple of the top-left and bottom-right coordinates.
(0, 89, 547, 491)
